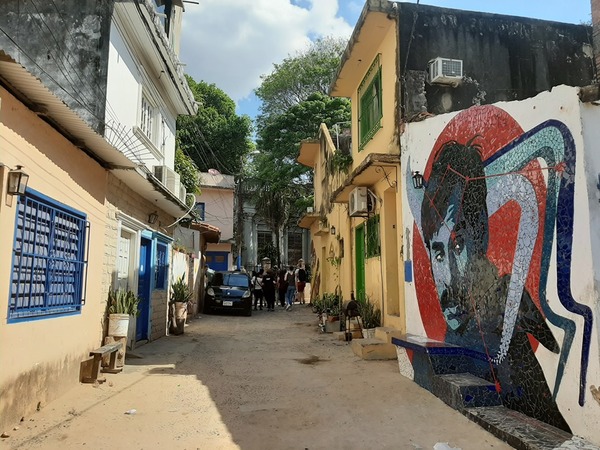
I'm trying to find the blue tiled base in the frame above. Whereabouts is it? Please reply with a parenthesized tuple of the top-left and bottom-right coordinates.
(432, 373, 502, 410)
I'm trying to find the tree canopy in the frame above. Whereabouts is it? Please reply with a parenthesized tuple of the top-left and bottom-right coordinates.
(177, 75, 254, 175)
(254, 37, 347, 123)
(255, 92, 351, 190)
(247, 36, 350, 264)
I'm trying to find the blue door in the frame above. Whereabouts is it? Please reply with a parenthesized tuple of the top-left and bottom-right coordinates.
(206, 251, 229, 271)
(136, 237, 152, 341)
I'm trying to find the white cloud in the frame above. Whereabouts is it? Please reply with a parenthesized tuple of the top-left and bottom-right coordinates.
(179, 0, 353, 103)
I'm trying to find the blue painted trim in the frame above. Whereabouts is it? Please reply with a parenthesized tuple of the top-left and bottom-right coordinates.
(24, 187, 87, 220)
(8, 309, 81, 324)
(153, 230, 173, 243)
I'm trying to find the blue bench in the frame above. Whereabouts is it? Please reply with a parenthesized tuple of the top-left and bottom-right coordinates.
(392, 334, 501, 409)
(392, 334, 489, 388)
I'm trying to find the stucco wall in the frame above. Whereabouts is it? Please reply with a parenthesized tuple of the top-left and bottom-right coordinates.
(0, 87, 109, 430)
(104, 174, 175, 342)
(400, 85, 600, 443)
(197, 187, 234, 240)
(350, 23, 398, 169)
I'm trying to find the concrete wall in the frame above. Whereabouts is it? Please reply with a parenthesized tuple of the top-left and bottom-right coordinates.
(0, 87, 109, 430)
(0, 0, 113, 133)
(106, 19, 177, 172)
(401, 85, 600, 442)
(398, 2, 594, 117)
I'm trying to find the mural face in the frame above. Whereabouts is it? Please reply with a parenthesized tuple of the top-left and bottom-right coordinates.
(407, 105, 593, 432)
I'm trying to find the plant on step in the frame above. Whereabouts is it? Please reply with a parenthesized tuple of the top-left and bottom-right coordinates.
(321, 292, 341, 317)
(108, 288, 141, 316)
(357, 295, 381, 329)
(171, 275, 193, 304)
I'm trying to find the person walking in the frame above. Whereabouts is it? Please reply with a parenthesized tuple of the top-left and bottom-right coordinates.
(277, 266, 288, 307)
(284, 266, 296, 311)
(261, 269, 276, 311)
(251, 270, 264, 311)
(295, 259, 307, 305)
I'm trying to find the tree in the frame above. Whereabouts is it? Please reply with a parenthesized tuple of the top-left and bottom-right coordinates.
(255, 93, 351, 190)
(247, 36, 349, 264)
(255, 36, 347, 122)
(177, 75, 254, 175)
(174, 146, 199, 205)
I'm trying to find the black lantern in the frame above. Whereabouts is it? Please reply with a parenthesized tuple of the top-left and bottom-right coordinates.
(7, 165, 29, 195)
(412, 171, 424, 190)
(330, 226, 336, 235)
(148, 211, 158, 224)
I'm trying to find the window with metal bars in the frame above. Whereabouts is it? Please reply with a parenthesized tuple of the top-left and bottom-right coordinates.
(358, 55, 382, 150)
(155, 243, 168, 290)
(366, 214, 381, 258)
(9, 190, 89, 321)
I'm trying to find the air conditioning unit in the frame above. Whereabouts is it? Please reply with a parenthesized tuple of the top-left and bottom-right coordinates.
(349, 187, 369, 217)
(428, 57, 463, 86)
(154, 165, 180, 195)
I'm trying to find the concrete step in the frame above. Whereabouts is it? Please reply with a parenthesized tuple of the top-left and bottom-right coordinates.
(351, 338, 397, 360)
(374, 326, 404, 343)
(463, 406, 596, 450)
(432, 373, 502, 410)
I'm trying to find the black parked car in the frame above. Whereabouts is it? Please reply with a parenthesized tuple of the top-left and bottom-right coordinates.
(204, 271, 252, 316)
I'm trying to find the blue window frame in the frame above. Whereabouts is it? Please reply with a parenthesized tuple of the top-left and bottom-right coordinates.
(155, 242, 168, 289)
(9, 189, 89, 321)
(194, 202, 205, 221)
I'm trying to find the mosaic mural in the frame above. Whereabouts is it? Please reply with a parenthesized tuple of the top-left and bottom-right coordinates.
(406, 105, 593, 432)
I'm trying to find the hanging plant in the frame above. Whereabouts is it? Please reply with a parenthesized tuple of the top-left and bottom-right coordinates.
(327, 150, 353, 175)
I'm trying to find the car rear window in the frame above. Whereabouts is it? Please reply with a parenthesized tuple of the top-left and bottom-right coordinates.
(222, 273, 249, 288)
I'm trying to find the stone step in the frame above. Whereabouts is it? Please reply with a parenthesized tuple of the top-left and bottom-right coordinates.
(351, 338, 397, 360)
(374, 326, 404, 343)
(432, 373, 502, 410)
(462, 406, 595, 450)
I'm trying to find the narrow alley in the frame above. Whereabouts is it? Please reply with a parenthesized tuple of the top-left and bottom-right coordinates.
(0, 306, 512, 450)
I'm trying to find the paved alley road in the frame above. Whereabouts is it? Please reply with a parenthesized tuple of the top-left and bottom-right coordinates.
(0, 305, 513, 450)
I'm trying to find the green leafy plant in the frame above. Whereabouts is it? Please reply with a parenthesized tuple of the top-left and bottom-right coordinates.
(327, 150, 353, 175)
(108, 288, 141, 316)
(320, 292, 341, 317)
(171, 276, 193, 304)
(357, 296, 381, 329)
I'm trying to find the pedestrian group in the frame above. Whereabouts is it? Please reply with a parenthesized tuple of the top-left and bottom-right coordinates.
(251, 259, 307, 312)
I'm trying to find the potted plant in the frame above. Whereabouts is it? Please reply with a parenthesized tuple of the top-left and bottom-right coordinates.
(107, 288, 140, 338)
(170, 275, 192, 335)
(358, 297, 381, 338)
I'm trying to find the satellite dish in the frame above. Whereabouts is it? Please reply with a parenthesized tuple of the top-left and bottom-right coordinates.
(208, 168, 220, 175)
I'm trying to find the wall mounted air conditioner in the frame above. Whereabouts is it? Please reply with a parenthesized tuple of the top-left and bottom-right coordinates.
(154, 165, 180, 195)
(349, 186, 369, 217)
(428, 57, 463, 86)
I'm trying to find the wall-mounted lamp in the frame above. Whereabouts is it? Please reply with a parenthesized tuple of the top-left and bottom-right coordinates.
(412, 171, 424, 190)
(148, 211, 158, 224)
(330, 226, 336, 235)
(7, 165, 29, 196)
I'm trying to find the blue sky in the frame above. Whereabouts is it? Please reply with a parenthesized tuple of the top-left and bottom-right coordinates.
(180, 1, 593, 122)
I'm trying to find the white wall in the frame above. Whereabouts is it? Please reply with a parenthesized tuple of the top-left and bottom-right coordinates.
(400, 85, 600, 443)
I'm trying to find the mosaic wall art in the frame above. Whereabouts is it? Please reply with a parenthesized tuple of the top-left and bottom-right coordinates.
(405, 105, 594, 432)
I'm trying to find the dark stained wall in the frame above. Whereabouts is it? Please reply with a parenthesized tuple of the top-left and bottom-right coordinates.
(0, 0, 114, 134)
(397, 3, 595, 117)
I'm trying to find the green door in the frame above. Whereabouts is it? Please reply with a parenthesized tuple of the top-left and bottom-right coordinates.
(355, 224, 366, 300)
